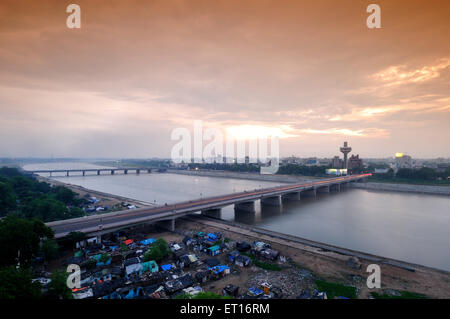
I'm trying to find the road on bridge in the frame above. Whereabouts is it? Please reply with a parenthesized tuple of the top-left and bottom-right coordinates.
(47, 173, 371, 238)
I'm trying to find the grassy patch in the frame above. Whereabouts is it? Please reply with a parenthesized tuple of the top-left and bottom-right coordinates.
(315, 280, 357, 299)
(241, 252, 282, 271)
(370, 291, 427, 299)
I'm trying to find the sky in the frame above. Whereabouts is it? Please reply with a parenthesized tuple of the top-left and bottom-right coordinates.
(0, 0, 449, 159)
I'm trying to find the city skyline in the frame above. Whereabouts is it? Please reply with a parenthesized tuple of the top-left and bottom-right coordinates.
(1, 0, 450, 158)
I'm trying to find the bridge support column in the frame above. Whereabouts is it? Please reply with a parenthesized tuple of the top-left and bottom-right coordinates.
(283, 192, 301, 201)
(97, 170, 100, 175)
(261, 195, 282, 207)
(147, 169, 151, 173)
(201, 208, 222, 219)
(66, 171, 69, 177)
(96, 235, 102, 243)
(156, 219, 175, 232)
(82, 171, 86, 176)
(330, 184, 341, 192)
(317, 186, 330, 193)
(124, 170, 128, 174)
(111, 170, 115, 175)
(302, 188, 316, 198)
(235, 201, 255, 213)
(136, 169, 140, 174)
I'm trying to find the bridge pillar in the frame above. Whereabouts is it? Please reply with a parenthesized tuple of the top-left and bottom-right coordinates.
(111, 170, 115, 175)
(136, 169, 140, 174)
(317, 186, 330, 193)
(96, 235, 102, 243)
(283, 192, 301, 201)
(156, 219, 175, 232)
(124, 169, 128, 174)
(201, 208, 222, 219)
(49, 172, 52, 177)
(66, 171, 69, 177)
(261, 195, 282, 207)
(330, 184, 341, 192)
(302, 188, 316, 198)
(147, 169, 151, 173)
(97, 170, 100, 175)
(235, 201, 255, 213)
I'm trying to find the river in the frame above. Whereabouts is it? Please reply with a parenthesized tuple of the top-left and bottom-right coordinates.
(23, 162, 450, 271)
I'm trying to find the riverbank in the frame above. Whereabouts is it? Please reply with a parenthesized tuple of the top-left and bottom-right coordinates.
(350, 181, 450, 196)
(178, 216, 450, 299)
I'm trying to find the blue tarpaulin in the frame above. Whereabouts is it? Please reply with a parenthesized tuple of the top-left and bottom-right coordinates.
(161, 264, 173, 271)
(209, 265, 230, 274)
(140, 238, 156, 245)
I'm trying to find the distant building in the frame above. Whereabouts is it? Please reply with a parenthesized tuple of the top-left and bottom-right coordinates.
(331, 156, 343, 169)
(394, 153, 412, 171)
(305, 158, 319, 166)
(340, 142, 352, 169)
(347, 154, 363, 170)
(374, 168, 389, 174)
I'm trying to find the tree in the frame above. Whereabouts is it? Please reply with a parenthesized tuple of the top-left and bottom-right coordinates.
(41, 239, 59, 261)
(53, 186, 77, 205)
(0, 181, 17, 217)
(0, 215, 54, 267)
(143, 239, 170, 262)
(45, 270, 73, 299)
(65, 231, 86, 249)
(20, 196, 69, 222)
(0, 266, 42, 299)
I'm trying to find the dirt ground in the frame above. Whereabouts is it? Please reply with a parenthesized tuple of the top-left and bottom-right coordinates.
(174, 218, 450, 299)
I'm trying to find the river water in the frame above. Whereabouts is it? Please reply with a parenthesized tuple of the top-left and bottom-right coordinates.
(23, 162, 450, 271)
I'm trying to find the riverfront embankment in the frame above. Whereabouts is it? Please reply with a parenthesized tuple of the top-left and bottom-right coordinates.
(178, 216, 450, 298)
(350, 181, 450, 196)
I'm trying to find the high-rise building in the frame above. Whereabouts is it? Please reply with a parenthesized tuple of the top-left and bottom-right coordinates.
(331, 156, 343, 169)
(347, 154, 363, 170)
(340, 141, 352, 169)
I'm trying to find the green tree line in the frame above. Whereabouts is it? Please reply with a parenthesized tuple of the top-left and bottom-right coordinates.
(0, 167, 86, 221)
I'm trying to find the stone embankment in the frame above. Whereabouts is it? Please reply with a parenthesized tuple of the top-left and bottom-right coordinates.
(350, 182, 450, 196)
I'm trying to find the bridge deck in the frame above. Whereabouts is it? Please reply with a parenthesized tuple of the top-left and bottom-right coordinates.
(46, 173, 371, 238)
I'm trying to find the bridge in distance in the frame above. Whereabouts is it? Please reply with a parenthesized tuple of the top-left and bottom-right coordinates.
(46, 173, 371, 239)
(25, 167, 164, 177)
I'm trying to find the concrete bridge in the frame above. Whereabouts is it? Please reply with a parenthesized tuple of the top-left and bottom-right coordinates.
(26, 167, 158, 177)
(47, 173, 371, 240)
